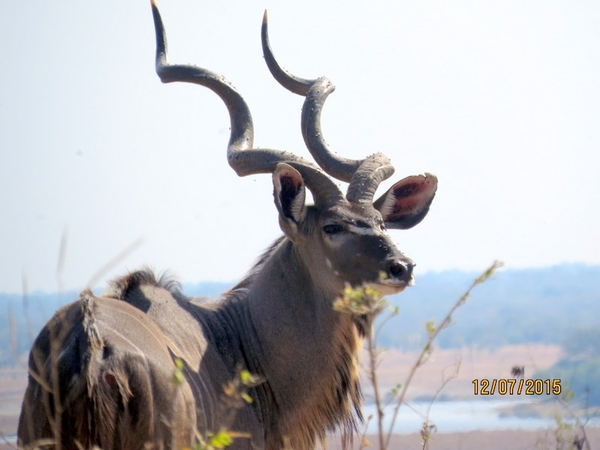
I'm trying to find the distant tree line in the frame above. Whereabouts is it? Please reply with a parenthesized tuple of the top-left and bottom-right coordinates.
(534, 327, 600, 406)
(379, 264, 600, 350)
(2, 264, 599, 367)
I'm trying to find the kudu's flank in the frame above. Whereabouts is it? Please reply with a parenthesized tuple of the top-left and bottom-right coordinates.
(18, 3, 438, 449)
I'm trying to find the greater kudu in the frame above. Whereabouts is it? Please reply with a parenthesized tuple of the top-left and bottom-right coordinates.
(18, 2, 438, 449)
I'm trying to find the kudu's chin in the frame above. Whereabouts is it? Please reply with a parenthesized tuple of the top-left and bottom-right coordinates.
(370, 276, 415, 296)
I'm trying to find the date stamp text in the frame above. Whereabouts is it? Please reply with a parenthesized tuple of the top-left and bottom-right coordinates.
(472, 379, 562, 396)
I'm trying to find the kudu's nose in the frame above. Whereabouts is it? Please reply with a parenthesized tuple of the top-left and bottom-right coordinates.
(388, 259, 415, 283)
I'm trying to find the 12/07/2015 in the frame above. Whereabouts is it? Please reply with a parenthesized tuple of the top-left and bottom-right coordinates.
(472, 378, 562, 396)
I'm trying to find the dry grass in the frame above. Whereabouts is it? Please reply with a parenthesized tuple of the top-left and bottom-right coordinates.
(368, 344, 562, 400)
(0, 366, 27, 443)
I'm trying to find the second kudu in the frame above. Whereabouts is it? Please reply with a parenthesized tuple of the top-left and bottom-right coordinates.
(18, 2, 438, 449)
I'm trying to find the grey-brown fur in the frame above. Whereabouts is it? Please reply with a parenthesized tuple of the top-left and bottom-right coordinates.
(17, 263, 366, 449)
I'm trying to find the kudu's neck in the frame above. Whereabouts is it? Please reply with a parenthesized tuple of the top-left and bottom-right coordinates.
(236, 237, 362, 447)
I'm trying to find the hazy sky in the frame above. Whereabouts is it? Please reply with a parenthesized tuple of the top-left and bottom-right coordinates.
(1, 1, 599, 293)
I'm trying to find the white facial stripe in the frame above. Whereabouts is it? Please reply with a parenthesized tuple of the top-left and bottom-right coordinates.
(347, 224, 385, 237)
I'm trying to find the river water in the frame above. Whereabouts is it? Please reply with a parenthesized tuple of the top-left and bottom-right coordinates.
(362, 398, 593, 434)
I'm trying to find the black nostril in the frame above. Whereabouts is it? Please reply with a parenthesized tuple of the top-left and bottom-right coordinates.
(389, 262, 405, 278)
(389, 261, 414, 280)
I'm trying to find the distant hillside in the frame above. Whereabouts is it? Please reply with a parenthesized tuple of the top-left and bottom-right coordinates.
(1, 264, 599, 365)
(382, 264, 600, 350)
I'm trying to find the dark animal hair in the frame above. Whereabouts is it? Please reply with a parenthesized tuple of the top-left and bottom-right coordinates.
(103, 267, 182, 300)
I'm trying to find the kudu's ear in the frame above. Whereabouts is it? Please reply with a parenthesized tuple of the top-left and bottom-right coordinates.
(374, 173, 438, 230)
(273, 163, 307, 236)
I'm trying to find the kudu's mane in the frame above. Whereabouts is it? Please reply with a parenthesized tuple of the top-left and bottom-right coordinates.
(228, 236, 286, 293)
(104, 267, 182, 299)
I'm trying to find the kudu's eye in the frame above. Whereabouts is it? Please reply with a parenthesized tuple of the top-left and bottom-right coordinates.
(323, 224, 344, 235)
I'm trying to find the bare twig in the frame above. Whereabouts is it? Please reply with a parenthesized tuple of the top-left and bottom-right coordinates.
(420, 360, 461, 449)
(22, 271, 34, 351)
(384, 260, 503, 448)
(85, 237, 144, 289)
(366, 328, 386, 450)
(357, 415, 373, 450)
(56, 227, 68, 293)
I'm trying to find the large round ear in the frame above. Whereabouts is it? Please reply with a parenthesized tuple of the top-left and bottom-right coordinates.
(373, 173, 438, 230)
(273, 163, 306, 236)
